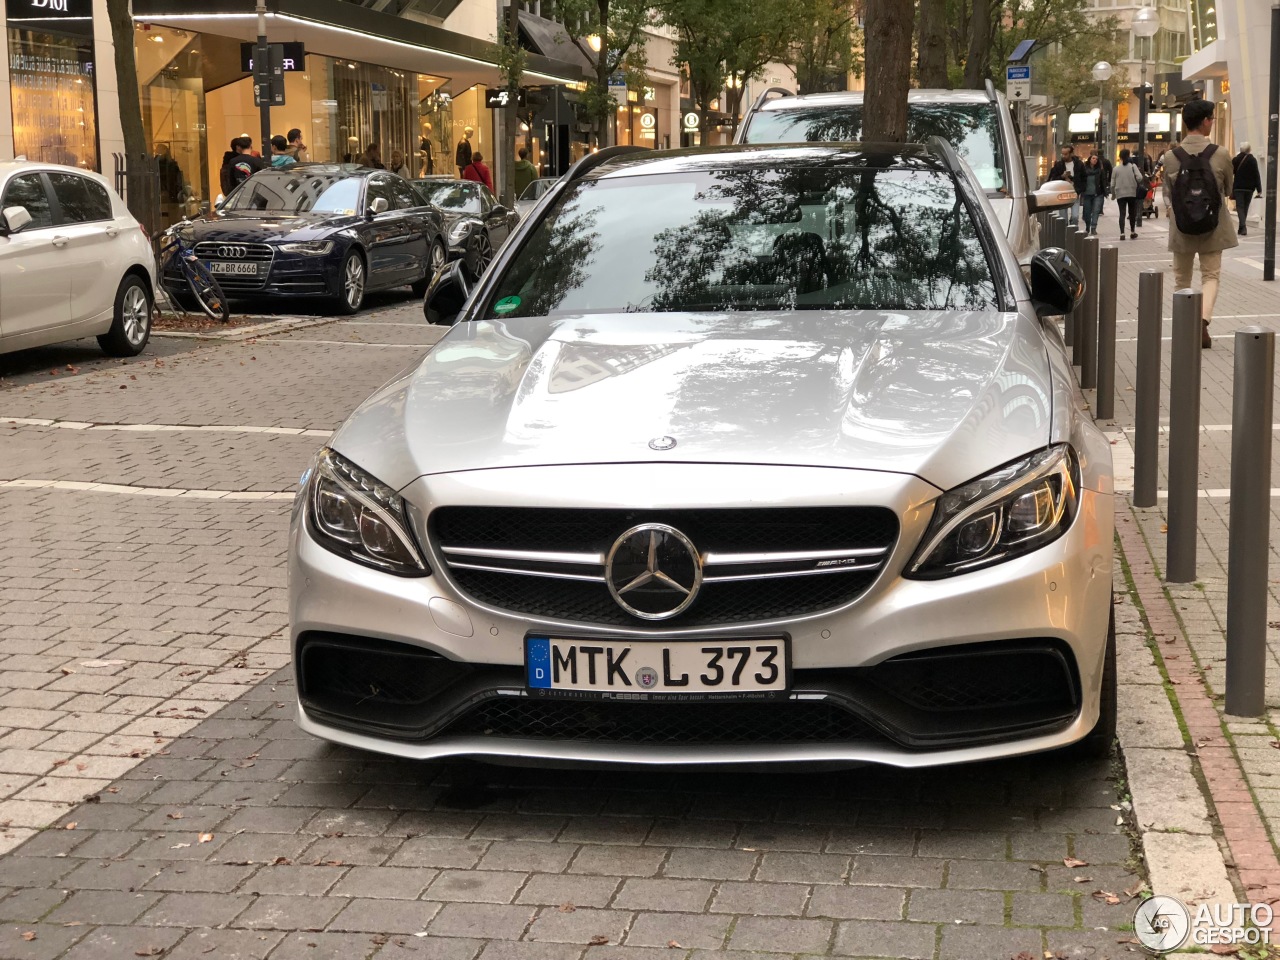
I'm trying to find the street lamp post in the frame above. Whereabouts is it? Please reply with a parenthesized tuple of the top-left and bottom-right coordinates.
(1092, 61, 1113, 162)
(1132, 6, 1160, 173)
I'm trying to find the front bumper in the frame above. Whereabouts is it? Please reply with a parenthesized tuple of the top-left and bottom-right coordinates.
(163, 250, 342, 299)
(288, 463, 1114, 768)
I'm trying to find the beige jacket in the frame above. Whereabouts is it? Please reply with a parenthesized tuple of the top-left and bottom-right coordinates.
(1160, 134, 1238, 254)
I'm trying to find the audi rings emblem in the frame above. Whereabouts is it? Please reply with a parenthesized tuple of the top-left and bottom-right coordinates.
(605, 523, 702, 621)
(216, 245, 248, 259)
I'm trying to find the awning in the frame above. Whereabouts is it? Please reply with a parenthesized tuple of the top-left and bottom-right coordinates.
(132, 0, 586, 91)
(518, 11, 593, 74)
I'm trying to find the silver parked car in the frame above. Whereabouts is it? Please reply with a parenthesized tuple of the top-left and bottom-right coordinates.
(737, 87, 1046, 263)
(289, 142, 1113, 768)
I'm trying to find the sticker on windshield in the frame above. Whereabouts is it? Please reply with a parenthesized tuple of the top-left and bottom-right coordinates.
(493, 296, 521, 315)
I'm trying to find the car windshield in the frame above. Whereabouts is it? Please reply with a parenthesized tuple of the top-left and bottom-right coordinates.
(223, 172, 363, 214)
(519, 179, 555, 202)
(482, 165, 998, 319)
(743, 103, 1006, 191)
(417, 182, 481, 214)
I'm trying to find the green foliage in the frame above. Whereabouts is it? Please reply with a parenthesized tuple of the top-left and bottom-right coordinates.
(945, 0, 1115, 86)
(494, 20, 528, 91)
(781, 0, 861, 94)
(556, 0, 651, 141)
(1038, 31, 1130, 113)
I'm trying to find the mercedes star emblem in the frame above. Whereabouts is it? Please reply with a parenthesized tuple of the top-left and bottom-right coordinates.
(605, 523, 702, 620)
(648, 436, 677, 451)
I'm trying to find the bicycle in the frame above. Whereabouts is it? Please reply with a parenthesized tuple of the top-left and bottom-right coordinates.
(158, 222, 231, 322)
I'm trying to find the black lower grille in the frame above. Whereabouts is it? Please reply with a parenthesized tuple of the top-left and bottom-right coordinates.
(446, 697, 877, 745)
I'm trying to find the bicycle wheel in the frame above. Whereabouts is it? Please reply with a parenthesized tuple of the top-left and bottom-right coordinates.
(182, 255, 230, 322)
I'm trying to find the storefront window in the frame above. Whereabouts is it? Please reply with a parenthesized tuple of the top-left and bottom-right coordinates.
(7, 25, 99, 169)
(137, 25, 206, 227)
(446, 86, 492, 176)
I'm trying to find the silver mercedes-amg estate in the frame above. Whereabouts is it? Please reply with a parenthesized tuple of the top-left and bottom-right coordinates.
(288, 141, 1114, 768)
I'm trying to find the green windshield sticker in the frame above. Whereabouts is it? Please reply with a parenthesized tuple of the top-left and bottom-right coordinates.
(493, 296, 521, 315)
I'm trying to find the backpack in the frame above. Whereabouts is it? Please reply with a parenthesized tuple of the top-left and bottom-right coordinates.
(1170, 144, 1221, 235)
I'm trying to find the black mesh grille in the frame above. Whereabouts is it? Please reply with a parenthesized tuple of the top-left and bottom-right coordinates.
(434, 507, 898, 626)
(299, 637, 458, 708)
(867, 643, 1077, 713)
(446, 697, 878, 745)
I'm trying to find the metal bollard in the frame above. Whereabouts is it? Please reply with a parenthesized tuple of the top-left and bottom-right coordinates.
(1225, 328, 1275, 716)
(1095, 245, 1118, 419)
(1079, 234, 1100, 387)
(1132, 270, 1164, 507)
(1166, 289, 1203, 583)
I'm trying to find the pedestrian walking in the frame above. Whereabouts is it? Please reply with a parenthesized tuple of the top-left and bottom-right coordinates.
(1080, 153, 1108, 235)
(218, 136, 266, 197)
(286, 128, 308, 163)
(1161, 98, 1237, 349)
(389, 150, 411, 178)
(1111, 148, 1143, 239)
(1231, 142, 1261, 235)
(270, 135, 297, 168)
(363, 143, 386, 169)
(513, 147, 538, 198)
(461, 151, 493, 192)
(1048, 145, 1083, 226)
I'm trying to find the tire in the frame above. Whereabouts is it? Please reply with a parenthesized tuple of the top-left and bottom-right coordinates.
(1071, 601, 1117, 759)
(98, 275, 153, 357)
(470, 232, 494, 276)
(412, 241, 447, 298)
(184, 258, 230, 321)
(337, 250, 366, 314)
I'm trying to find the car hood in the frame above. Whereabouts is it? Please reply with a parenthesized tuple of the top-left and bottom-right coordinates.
(184, 212, 357, 243)
(331, 310, 1054, 493)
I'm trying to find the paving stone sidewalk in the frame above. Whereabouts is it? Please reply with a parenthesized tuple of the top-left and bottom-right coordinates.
(1085, 209, 1280, 913)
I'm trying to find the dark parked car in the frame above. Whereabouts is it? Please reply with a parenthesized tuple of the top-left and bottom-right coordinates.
(164, 165, 447, 313)
(412, 178, 519, 277)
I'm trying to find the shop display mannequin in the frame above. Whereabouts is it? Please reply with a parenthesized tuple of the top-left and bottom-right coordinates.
(456, 126, 473, 177)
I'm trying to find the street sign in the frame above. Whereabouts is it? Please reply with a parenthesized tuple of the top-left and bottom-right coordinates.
(241, 41, 304, 73)
(1006, 65, 1031, 101)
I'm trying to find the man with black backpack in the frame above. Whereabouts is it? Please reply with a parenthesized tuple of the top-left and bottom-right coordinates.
(1161, 98, 1237, 348)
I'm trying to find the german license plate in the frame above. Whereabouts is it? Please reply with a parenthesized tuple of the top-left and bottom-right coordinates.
(525, 636, 788, 699)
(208, 261, 259, 276)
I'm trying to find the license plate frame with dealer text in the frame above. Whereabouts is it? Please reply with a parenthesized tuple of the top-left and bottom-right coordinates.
(524, 635, 790, 701)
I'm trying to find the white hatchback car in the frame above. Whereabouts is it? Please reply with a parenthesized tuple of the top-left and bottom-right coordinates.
(0, 161, 156, 358)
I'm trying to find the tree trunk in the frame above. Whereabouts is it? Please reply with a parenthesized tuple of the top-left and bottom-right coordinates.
(917, 0, 948, 88)
(596, 0, 612, 147)
(502, 0, 521, 206)
(962, 0, 990, 90)
(107, 0, 151, 228)
(861, 0, 912, 141)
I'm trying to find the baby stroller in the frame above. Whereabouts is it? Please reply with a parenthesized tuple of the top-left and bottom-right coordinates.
(1142, 171, 1161, 219)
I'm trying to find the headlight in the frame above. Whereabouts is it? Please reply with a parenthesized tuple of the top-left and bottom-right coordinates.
(279, 240, 334, 256)
(907, 444, 1080, 579)
(305, 449, 428, 576)
(448, 221, 470, 243)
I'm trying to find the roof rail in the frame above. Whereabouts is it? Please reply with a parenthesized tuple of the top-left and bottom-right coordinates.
(565, 145, 651, 183)
(749, 86, 794, 114)
(984, 79, 998, 103)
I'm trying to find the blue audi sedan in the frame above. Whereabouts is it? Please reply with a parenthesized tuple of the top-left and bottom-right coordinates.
(164, 165, 447, 313)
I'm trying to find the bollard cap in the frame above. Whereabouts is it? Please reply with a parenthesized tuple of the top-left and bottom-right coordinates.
(1237, 326, 1274, 338)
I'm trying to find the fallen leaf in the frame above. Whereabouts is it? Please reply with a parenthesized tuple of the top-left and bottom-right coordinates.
(1073, 876, 1093, 883)
(558, 902, 576, 913)
(166, 813, 184, 820)
(1160, 523, 1168, 533)
(1210, 946, 1240, 956)
(667, 941, 682, 949)
(106, 787, 119, 795)
(1091, 890, 1121, 905)
(1028, 864, 1046, 874)
(21, 932, 36, 942)
(1063, 857, 1088, 868)
(134, 948, 165, 957)
(198, 833, 214, 843)
(588, 936, 609, 946)
(272, 857, 292, 866)
(64, 822, 77, 830)
(1124, 880, 1145, 899)
(75, 763, 87, 772)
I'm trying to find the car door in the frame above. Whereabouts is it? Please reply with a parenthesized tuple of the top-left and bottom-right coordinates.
(0, 172, 69, 340)
(478, 186, 513, 247)
(47, 173, 116, 325)
(389, 175, 430, 281)
(362, 176, 414, 287)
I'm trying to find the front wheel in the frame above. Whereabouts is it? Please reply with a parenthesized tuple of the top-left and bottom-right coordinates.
(98, 275, 153, 357)
(412, 241, 447, 297)
(337, 250, 366, 314)
(183, 256, 230, 321)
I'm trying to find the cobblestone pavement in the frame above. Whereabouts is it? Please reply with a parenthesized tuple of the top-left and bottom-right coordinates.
(0, 286, 1154, 959)
(1084, 206, 1280, 916)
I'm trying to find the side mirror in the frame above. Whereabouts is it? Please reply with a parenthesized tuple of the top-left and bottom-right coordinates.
(490, 203, 507, 218)
(1, 205, 33, 235)
(1027, 179, 1077, 213)
(1029, 247, 1084, 318)
(367, 196, 389, 217)
(423, 259, 472, 326)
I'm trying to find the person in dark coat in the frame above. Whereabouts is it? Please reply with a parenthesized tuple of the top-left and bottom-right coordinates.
(218, 137, 266, 198)
(1048, 145, 1083, 225)
(1231, 143, 1262, 235)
